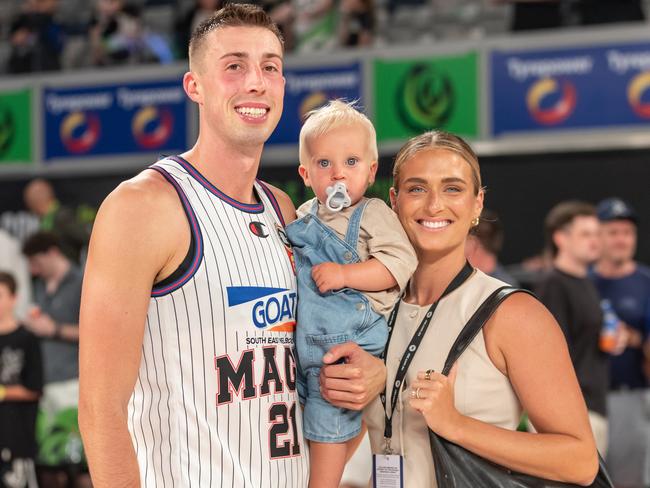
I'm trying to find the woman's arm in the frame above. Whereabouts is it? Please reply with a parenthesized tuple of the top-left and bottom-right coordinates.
(409, 293, 598, 486)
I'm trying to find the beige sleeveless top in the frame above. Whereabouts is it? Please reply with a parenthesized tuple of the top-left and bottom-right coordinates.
(364, 270, 522, 488)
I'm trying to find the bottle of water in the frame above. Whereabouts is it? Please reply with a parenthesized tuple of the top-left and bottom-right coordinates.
(599, 299, 619, 353)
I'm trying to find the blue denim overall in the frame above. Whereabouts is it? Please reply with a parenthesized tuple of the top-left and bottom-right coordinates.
(285, 199, 388, 443)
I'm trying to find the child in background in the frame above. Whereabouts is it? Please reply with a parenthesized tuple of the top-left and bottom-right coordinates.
(0, 272, 43, 488)
(286, 100, 417, 488)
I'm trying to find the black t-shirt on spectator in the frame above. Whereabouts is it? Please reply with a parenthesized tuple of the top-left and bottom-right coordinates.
(0, 326, 43, 460)
(536, 268, 608, 416)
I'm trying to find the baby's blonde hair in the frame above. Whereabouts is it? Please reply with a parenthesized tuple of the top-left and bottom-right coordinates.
(299, 100, 378, 166)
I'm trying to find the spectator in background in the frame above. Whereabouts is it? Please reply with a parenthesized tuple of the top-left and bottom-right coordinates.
(535, 201, 611, 455)
(293, 0, 336, 52)
(0, 229, 32, 321)
(338, 0, 374, 47)
(88, 0, 125, 66)
(101, 4, 174, 65)
(7, 0, 64, 74)
(21, 233, 85, 487)
(174, 0, 223, 59)
(0, 271, 42, 488)
(23, 179, 89, 264)
(590, 198, 650, 488)
(465, 208, 519, 286)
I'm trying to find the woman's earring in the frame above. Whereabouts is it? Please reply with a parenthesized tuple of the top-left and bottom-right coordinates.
(471, 217, 480, 227)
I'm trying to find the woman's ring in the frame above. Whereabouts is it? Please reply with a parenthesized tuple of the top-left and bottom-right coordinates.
(415, 387, 422, 400)
(424, 369, 434, 381)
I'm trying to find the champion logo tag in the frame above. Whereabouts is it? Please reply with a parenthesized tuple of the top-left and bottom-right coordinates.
(249, 221, 269, 238)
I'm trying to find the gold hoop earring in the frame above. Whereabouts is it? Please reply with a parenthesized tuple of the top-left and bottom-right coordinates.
(471, 217, 480, 227)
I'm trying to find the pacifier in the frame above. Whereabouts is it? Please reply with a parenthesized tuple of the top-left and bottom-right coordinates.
(325, 182, 352, 212)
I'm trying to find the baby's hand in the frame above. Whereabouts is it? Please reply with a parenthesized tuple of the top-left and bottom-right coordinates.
(311, 262, 346, 293)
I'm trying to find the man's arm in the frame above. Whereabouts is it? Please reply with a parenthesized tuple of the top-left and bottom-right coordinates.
(79, 172, 187, 488)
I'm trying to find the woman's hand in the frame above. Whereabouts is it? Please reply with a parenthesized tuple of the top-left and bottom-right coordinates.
(409, 364, 463, 441)
(320, 342, 386, 410)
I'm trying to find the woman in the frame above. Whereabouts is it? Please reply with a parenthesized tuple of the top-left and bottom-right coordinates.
(321, 130, 598, 486)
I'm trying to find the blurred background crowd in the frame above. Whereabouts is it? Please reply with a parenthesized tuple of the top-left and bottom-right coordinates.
(1, 0, 648, 74)
(0, 0, 649, 487)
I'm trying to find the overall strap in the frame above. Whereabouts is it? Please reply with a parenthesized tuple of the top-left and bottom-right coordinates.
(344, 199, 370, 249)
(441, 287, 537, 376)
(310, 198, 320, 215)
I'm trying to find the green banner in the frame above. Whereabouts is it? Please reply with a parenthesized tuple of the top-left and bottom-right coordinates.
(373, 52, 479, 141)
(0, 88, 32, 164)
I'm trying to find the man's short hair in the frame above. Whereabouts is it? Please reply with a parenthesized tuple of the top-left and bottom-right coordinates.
(544, 200, 596, 257)
(22, 231, 61, 257)
(0, 271, 17, 295)
(472, 209, 503, 255)
(189, 3, 284, 68)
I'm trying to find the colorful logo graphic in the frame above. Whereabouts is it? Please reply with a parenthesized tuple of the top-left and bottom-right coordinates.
(526, 77, 577, 125)
(0, 104, 15, 157)
(227, 286, 296, 332)
(249, 221, 269, 238)
(60, 111, 100, 154)
(132, 106, 173, 149)
(398, 64, 454, 132)
(299, 92, 328, 121)
(627, 71, 650, 118)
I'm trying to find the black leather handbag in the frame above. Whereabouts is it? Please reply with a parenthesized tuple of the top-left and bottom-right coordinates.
(429, 286, 614, 488)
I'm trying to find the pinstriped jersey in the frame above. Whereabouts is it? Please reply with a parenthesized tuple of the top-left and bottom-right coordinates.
(127, 156, 309, 487)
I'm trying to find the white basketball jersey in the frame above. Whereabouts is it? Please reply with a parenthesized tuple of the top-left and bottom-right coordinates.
(127, 156, 309, 487)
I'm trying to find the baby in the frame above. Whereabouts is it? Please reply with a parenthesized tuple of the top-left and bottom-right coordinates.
(285, 100, 417, 488)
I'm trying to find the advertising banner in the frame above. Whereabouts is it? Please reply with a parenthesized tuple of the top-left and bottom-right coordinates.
(0, 89, 32, 164)
(491, 42, 650, 135)
(44, 79, 187, 160)
(267, 62, 363, 147)
(373, 52, 479, 142)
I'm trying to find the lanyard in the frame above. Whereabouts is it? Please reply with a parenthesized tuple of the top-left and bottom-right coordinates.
(380, 261, 474, 453)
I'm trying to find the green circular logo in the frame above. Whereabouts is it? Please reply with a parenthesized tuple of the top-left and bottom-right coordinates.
(398, 64, 454, 132)
(0, 104, 15, 157)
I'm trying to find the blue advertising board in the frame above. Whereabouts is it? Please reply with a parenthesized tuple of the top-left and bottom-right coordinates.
(267, 61, 363, 146)
(491, 42, 650, 135)
(44, 79, 187, 160)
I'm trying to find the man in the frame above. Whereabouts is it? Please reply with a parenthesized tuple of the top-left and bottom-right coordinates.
(465, 209, 519, 286)
(23, 179, 89, 263)
(536, 201, 610, 455)
(79, 5, 384, 487)
(21, 232, 85, 486)
(0, 271, 42, 488)
(591, 197, 650, 488)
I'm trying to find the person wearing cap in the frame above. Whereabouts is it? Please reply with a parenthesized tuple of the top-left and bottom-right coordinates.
(590, 197, 650, 488)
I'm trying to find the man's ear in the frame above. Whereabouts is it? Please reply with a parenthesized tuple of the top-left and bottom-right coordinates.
(183, 71, 202, 104)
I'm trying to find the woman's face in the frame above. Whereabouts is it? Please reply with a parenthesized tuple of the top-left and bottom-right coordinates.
(390, 148, 483, 260)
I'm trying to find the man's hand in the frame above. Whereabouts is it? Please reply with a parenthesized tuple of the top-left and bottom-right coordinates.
(320, 342, 386, 410)
(24, 313, 57, 338)
(312, 262, 346, 293)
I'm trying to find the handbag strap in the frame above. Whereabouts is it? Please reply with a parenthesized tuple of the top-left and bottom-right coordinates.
(441, 286, 537, 376)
